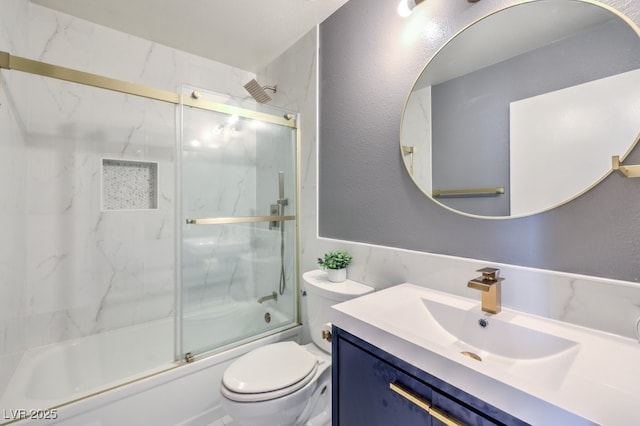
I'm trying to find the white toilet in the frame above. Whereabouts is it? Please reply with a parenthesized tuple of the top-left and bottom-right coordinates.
(220, 269, 374, 426)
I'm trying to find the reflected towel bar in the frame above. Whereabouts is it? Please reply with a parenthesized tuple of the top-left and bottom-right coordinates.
(401, 145, 415, 175)
(612, 155, 640, 178)
(432, 187, 504, 198)
(186, 216, 295, 225)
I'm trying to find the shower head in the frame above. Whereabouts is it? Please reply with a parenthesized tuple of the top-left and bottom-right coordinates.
(244, 79, 277, 104)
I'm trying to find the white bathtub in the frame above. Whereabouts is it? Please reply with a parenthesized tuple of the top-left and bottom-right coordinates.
(0, 301, 299, 425)
(183, 299, 291, 354)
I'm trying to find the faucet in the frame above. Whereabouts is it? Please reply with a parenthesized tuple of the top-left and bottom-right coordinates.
(258, 291, 278, 304)
(467, 267, 504, 314)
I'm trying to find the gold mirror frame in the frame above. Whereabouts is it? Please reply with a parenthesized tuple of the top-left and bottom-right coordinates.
(400, 0, 640, 219)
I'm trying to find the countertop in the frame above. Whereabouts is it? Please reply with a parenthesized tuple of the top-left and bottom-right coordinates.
(331, 283, 640, 425)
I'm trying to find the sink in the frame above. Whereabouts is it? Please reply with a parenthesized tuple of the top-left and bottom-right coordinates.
(374, 287, 580, 389)
(421, 297, 579, 361)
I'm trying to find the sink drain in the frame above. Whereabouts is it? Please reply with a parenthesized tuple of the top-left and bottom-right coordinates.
(461, 351, 482, 362)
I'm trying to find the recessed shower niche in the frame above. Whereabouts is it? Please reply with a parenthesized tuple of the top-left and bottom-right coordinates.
(101, 158, 159, 210)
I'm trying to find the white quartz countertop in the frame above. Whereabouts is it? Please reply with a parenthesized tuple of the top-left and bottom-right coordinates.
(331, 283, 640, 426)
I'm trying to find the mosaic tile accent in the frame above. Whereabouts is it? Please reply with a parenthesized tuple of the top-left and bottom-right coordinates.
(102, 159, 158, 210)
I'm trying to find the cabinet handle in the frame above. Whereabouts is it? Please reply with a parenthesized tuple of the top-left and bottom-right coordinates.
(430, 406, 465, 426)
(389, 382, 465, 426)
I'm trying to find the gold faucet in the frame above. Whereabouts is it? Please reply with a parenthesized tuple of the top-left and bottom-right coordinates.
(467, 267, 504, 314)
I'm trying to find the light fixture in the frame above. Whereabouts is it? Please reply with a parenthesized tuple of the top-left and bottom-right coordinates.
(398, 0, 481, 17)
(397, 0, 426, 17)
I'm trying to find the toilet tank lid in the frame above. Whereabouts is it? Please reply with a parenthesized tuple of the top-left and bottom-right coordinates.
(303, 269, 374, 302)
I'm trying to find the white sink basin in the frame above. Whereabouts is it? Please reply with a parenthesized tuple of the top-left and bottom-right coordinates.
(420, 297, 579, 360)
(373, 287, 579, 389)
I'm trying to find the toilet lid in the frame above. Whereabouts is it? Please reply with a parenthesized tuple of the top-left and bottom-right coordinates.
(222, 342, 318, 394)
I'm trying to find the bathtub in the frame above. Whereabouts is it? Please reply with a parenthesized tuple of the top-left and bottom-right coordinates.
(1, 301, 299, 425)
(183, 298, 291, 354)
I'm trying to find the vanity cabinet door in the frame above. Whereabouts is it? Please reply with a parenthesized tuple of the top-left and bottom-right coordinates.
(333, 327, 527, 426)
(430, 390, 502, 426)
(335, 337, 433, 425)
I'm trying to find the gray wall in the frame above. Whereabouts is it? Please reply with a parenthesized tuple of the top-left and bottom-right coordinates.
(319, 0, 640, 282)
(432, 18, 640, 216)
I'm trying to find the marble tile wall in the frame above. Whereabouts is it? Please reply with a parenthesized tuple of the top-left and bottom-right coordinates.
(0, 0, 29, 397)
(0, 0, 256, 395)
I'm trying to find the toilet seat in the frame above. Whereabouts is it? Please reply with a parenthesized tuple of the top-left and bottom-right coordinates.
(221, 342, 318, 402)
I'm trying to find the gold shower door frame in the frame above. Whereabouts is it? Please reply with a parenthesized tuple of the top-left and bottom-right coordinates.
(0, 51, 296, 128)
(175, 85, 300, 362)
(0, 49, 302, 418)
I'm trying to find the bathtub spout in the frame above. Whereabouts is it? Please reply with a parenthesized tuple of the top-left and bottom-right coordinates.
(258, 292, 278, 304)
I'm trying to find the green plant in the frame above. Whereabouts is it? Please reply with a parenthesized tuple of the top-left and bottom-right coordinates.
(317, 251, 353, 270)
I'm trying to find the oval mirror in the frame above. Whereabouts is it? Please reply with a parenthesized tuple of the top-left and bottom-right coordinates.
(400, 0, 640, 218)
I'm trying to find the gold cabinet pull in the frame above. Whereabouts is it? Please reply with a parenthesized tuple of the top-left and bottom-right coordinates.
(430, 406, 465, 426)
(389, 382, 465, 426)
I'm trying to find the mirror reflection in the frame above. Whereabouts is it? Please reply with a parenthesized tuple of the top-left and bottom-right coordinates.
(400, 0, 640, 218)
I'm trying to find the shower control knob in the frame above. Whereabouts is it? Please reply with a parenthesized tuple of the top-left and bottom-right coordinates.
(321, 329, 332, 343)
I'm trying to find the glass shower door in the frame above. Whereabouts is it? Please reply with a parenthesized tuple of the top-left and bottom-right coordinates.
(179, 86, 298, 358)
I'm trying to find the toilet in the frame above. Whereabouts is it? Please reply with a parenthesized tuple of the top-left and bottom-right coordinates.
(220, 269, 374, 426)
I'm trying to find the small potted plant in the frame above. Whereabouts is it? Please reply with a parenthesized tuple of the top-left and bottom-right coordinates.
(317, 251, 353, 283)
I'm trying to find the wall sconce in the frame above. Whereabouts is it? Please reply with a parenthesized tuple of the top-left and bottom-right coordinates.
(397, 0, 426, 17)
(398, 0, 481, 17)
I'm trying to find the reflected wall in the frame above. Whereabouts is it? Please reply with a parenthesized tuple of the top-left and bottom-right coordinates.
(429, 16, 640, 216)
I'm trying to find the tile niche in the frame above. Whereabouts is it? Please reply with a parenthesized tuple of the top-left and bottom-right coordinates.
(102, 159, 159, 210)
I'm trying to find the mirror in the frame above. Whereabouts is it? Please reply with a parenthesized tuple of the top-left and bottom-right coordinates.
(400, 0, 640, 218)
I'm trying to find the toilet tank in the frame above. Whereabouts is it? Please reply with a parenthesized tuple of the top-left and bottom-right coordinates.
(303, 269, 374, 352)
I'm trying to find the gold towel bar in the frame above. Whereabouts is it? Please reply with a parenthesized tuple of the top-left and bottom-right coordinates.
(612, 155, 640, 178)
(432, 186, 504, 198)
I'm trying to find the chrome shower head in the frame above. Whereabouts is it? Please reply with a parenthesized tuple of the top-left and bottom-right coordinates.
(244, 79, 277, 104)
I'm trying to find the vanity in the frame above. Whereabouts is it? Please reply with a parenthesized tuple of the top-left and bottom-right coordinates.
(331, 284, 640, 425)
(329, 0, 640, 422)
(332, 327, 526, 426)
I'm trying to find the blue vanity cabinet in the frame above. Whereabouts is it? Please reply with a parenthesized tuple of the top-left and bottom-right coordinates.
(332, 327, 529, 426)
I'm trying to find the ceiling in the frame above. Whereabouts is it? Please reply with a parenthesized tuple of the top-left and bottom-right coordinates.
(31, 0, 350, 72)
